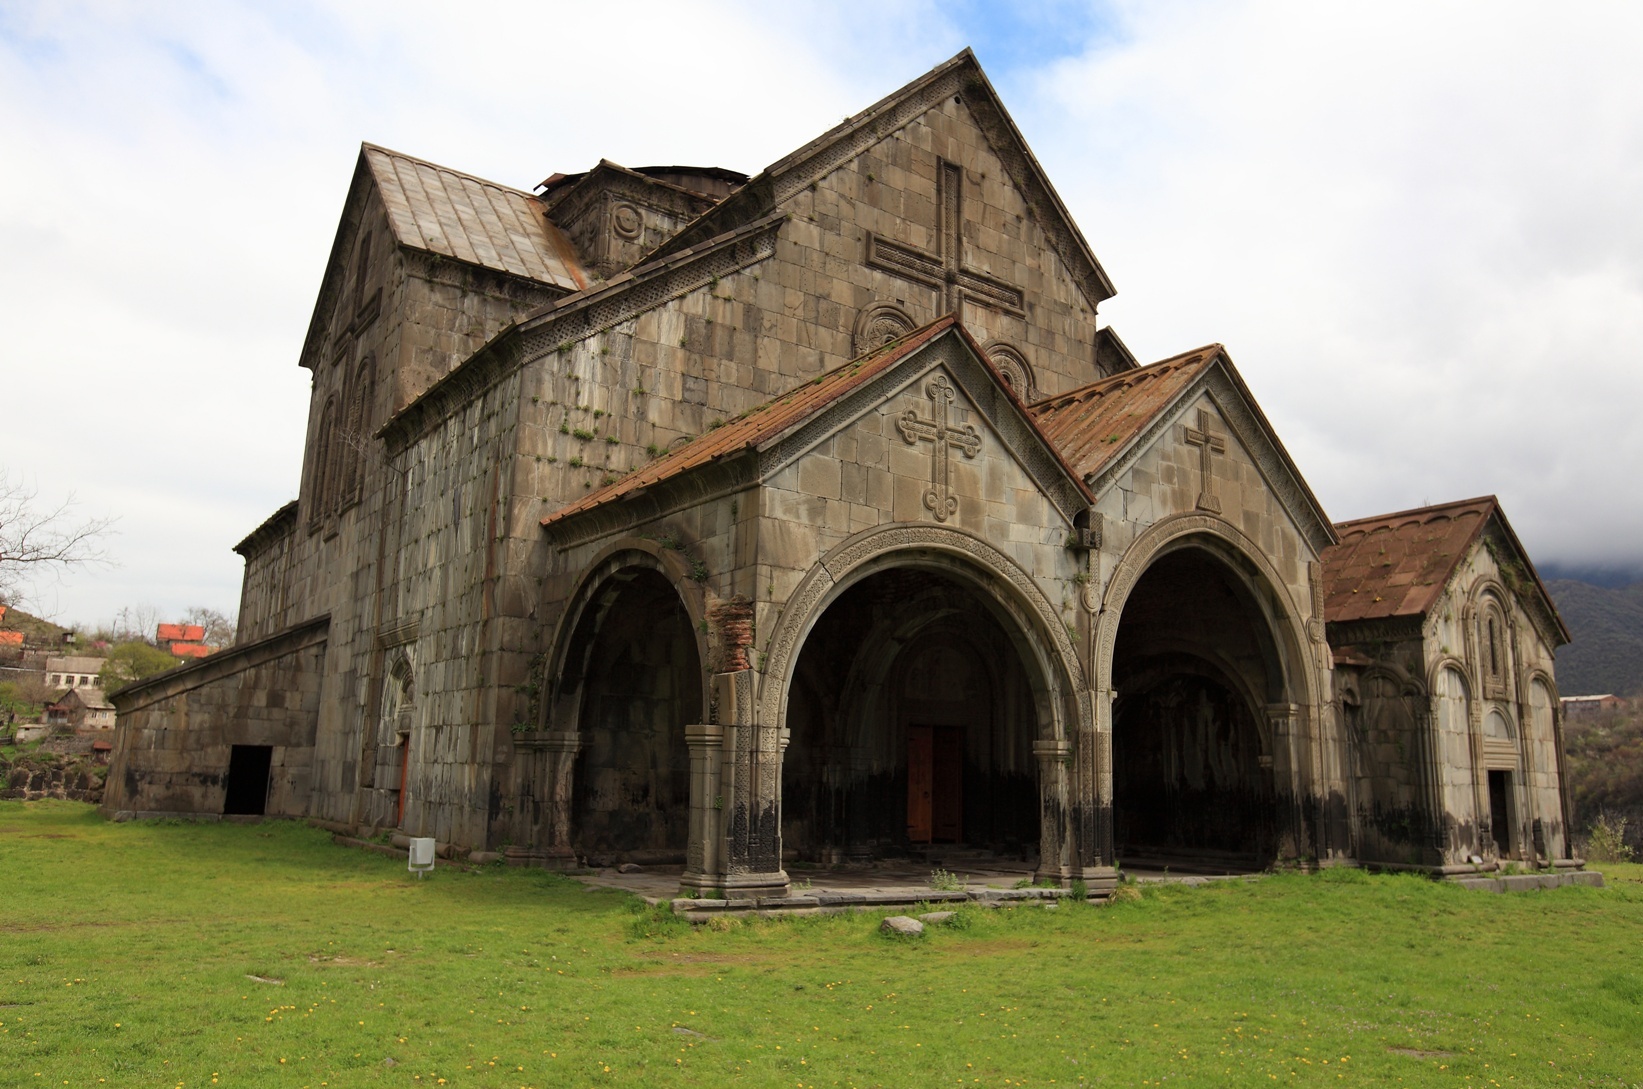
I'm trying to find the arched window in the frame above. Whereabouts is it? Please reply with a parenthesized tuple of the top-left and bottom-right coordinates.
(353, 229, 373, 312)
(1480, 599, 1511, 699)
(309, 395, 338, 526)
(340, 354, 375, 506)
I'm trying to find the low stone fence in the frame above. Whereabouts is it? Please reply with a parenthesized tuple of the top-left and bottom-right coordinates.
(1, 751, 106, 804)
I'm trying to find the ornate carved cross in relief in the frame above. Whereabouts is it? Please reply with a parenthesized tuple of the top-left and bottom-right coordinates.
(866, 159, 1026, 318)
(898, 374, 982, 522)
(1182, 407, 1227, 514)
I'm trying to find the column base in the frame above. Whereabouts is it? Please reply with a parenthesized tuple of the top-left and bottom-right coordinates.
(1076, 866, 1121, 894)
(715, 870, 790, 900)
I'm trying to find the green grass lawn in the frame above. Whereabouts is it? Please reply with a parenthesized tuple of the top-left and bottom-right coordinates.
(1, 801, 1640, 1088)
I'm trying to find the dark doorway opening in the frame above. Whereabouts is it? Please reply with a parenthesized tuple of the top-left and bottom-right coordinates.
(223, 745, 272, 816)
(906, 724, 963, 843)
(566, 568, 700, 864)
(1488, 770, 1513, 858)
(782, 568, 1039, 863)
(1111, 547, 1283, 870)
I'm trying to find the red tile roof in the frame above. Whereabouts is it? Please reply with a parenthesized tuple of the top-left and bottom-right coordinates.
(0, 631, 22, 646)
(156, 624, 206, 644)
(1321, 497, 1496, 623)
(169, 643, 214, 659)
(543, 315, 1001, 529)
(1028, 346, 1221, 481)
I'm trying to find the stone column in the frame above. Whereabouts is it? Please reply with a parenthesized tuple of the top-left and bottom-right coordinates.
(715, 670, 788, 899)
(1033, 737, 1072, 885)
(680, 723, 725, 896)
(508, 731, 580, 869)
(1072, 686, 1119, 891)
(539, 732, 581, 869)
(1267, 703, 1311, 865)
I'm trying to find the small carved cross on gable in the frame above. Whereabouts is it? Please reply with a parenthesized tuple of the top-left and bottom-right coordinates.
(866, 159, 1025, 318)
(898, 374, 982, 522)
(1182, 407, 1227, 514)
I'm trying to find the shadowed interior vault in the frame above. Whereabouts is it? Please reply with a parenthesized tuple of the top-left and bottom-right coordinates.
(563, 568, 700, 863)
(781, 569, 1040, 863)
(1112, 546, 1282, 868)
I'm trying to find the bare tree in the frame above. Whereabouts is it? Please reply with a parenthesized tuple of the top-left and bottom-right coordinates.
(181, 606, 237, 648)
(0, 469, 115, 607)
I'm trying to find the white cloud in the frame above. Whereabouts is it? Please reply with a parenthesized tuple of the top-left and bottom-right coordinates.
(2, 0, 1639, 627)
(1019, 1, 1643, 569)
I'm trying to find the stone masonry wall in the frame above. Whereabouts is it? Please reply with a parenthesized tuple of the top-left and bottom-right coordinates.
(104, 639, 324, 818)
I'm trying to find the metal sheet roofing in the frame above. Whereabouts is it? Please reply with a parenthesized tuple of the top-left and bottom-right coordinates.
(1027, 346, 1220, 482)
(363, 144, 587, 292)
(1320, 497, 1498, 623)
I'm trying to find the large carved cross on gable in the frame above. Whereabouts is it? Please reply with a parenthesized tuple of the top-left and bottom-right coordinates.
(1183, 407, 1227, 514)
(867, 159, 1026, 318)
(898, 374, 982, 522)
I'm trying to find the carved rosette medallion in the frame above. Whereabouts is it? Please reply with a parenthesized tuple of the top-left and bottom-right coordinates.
(610, 202, 643, 241)
(852, 302, 915, 357)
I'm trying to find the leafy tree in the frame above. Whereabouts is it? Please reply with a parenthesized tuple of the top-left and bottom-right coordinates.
(98, 641, 182, 689)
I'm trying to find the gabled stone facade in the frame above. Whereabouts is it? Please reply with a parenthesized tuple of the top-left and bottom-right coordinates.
(106, 50, 1578, 894)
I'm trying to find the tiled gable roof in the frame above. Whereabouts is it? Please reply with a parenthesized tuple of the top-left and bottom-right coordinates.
(1028, 346, 1220, 481)
(1321, 497, 1497, 624)
(541, 317, 965, 529)
(363, 145, 588, 292)
(1319, 496, 1571, 647)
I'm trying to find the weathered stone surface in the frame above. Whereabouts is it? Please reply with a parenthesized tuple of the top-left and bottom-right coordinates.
(918, 910, 956, 925)
(879, 915, 924, 936)
(104, 49, 1578, 908)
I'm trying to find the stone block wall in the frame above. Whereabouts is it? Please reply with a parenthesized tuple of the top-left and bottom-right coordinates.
(104, 620, 327, 818)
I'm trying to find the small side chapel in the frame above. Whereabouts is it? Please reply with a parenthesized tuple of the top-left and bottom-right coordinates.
(104, 50, 1580, 895)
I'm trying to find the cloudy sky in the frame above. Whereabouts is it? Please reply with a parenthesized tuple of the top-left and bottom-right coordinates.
(3, 0, 1641, 627)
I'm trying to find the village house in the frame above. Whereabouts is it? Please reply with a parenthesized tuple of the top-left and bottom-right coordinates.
(46, 656, 105, 691)
(104, 51, 1580, 894)
(46, 687, 116, 733)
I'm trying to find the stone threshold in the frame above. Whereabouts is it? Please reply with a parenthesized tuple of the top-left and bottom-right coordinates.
(1449, 871, 1604, 893)
(669, 885, 1093, 922)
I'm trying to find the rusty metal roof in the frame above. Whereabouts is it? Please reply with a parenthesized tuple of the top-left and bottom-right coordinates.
(1028, 345, 1220, 481)
(363, 144, 588, 292)
(542, 317, 967, 529)
(1321, 497, 1496, 624)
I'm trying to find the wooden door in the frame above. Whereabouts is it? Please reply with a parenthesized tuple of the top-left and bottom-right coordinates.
(932, 727, 963, 843)
(907, 726, 933, 843)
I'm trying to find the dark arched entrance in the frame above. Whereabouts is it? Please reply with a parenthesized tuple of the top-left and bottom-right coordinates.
(564, 567, 701, 864)
(781, 568, 1040, 863)
(1111, 546, 1282, 869)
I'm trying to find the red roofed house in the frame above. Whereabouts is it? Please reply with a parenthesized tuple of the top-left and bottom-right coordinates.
(103, 51, 1581, 896)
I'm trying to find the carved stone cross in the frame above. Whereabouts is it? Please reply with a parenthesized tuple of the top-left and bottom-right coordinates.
(866, 159, 1025, 318)
(1182, 407, 1227, 514)
(898, 374, 982, 522)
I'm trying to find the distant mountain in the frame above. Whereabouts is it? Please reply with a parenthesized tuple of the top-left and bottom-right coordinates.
(1544, 579, 1643, 697)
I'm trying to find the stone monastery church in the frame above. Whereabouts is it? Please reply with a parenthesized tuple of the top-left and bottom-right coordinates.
(105, 51, 1580, 896)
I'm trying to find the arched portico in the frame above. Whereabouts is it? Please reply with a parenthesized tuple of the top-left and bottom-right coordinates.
(518, 540, 709, 868)
(1094, 513, 1331, 869)
(752, 525, 1094, 890)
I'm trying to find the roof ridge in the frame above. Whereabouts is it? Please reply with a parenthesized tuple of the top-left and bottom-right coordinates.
(1333, 495, 1499, 532)
(1028, 343, 1223, 410)
(362, 142, 539, 201)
